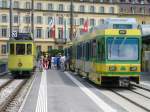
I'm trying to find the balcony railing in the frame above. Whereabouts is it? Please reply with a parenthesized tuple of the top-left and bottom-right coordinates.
(55, 38, 67, 44)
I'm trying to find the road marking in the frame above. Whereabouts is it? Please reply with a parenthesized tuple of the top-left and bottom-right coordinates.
(36, 70, 47, 112)
(18, 72, 36, 112)
(141, 82, 150, 87)
(64, 72, 116, 112)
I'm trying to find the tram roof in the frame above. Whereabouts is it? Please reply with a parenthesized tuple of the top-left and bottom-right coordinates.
(74, 29, 141, 44)
(9, 33, 33, 41)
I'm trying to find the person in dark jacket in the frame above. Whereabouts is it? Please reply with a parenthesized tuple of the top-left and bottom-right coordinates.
(48, 54, 51, 69)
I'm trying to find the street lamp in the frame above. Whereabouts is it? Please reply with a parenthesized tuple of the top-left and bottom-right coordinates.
(70, 0, 73, 41)
(9, 0, 13, 39)
(31, 0, 34, 39)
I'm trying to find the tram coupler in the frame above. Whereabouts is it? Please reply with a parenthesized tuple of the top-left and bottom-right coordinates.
(119, 77, 130, 87)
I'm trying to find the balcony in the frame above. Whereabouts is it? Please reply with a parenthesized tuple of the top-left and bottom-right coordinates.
(55, 38, 67, 44)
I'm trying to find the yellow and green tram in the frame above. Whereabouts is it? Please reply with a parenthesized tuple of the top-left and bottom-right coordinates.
(67, 18, 141, 87)
(8, 33, 36, 75)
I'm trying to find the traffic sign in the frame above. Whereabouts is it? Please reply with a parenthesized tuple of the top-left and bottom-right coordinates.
(12, 31, 18, 38)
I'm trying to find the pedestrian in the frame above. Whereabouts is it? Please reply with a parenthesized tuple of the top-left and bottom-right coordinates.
(60, 54, 66, 71)
(43, 55, 49, 70)
(56, 53, 61, 70)
(39, 55, 43, 72)
(51, 56, 55, 69)
(48, 54, 51, 69)
(65, 53, 70, 70)
(54, 56, 57, 69)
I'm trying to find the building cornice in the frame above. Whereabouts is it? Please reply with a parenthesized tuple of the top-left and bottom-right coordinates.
(1, 7, 150, 16)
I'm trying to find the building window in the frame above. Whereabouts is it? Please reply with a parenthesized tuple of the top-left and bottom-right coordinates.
(120, 8, 124, 12)
(37, 3, 42, 10)
(131, 7, 136, 14)
(48, 3, 53, 10)
(36, 28, 42, 38)
(1, 45, 7, 54)
(90, 19, 95, 26)
(140, 7, 145, 14)
(140, 0, 145, 4)
(142, 21, 146, 24)
(120, 0, 126, 3)
(25, 2, 30, 9)
(59, 4, 64, 11)
(37, 45, 41, 52)
(1, 28, 7, 37)
(58, 17, 63, 25)
(99, 19, 104, 24)
(109, 7, 114, 13)
(58, 28, 63, 39)
(37, 16, 42, 24)
(99, 7, 104, 13)
(2, 0, 7, 8)
(48, 46, 52, 52)
(24, 16, 30, 24)
(2, 15, 7, 23)
(48, 17, 53, 24)
(90, 6, 95, 13)
(14, 1, 19, 8)
(79, 5, 85, 12)
(109, 0, 113, 3)
(14, 15, 19, 23)
(99, 0, 104, 2)
(80, 18, 84, 25)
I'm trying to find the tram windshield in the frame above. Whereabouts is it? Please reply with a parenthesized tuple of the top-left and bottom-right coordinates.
(107, 37, 139, 60)
(16, 44, 25, 55)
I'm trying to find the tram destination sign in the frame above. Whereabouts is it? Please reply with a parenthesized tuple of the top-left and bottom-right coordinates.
(12, 31, 18, 38)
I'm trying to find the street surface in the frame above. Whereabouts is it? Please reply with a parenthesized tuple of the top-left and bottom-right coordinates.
(19, 69, 150, 112)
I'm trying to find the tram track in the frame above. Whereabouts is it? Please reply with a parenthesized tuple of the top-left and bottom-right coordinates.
(3, 73, 36, 112)
(131, 82, 150, 92)
(0, 79, 26, 112)
(110, 88, 150, 112)
(71, 72, 150, 112)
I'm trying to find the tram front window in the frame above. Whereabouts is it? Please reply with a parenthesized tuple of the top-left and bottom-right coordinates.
(107, 37, 139, 60)
(16, 44, 25, 55)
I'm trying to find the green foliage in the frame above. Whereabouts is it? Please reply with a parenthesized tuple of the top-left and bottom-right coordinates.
(47, 49, 64, 56)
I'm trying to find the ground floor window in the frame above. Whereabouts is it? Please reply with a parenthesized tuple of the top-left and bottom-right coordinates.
(1, 44, 7, 54)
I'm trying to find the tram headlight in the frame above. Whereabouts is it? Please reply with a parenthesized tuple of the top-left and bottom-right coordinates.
(18, 62, 22, 67)
(130, 66, 137, 71)
(109, 66, 116, 71)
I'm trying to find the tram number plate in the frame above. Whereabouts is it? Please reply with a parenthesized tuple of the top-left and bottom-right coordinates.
(119, 30, 126, 34)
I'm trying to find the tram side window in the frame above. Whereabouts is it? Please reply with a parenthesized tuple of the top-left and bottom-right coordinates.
(86, 42, 90, 61)
(10, 44, 14, 55)
(27, 44, 32, 55)
(82, 44, 85, 60)
(101, 42, 105, 60)
(80, 44, 82, 59)
(77, 45, 80, 59)
(97, 42, 101, 60)
(16, 44, 25, 55)
(92, 40, 96, 58)
(89, 41, 92, 58)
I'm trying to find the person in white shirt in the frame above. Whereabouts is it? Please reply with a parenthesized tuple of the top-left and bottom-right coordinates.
(60, 55, 66, 71)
